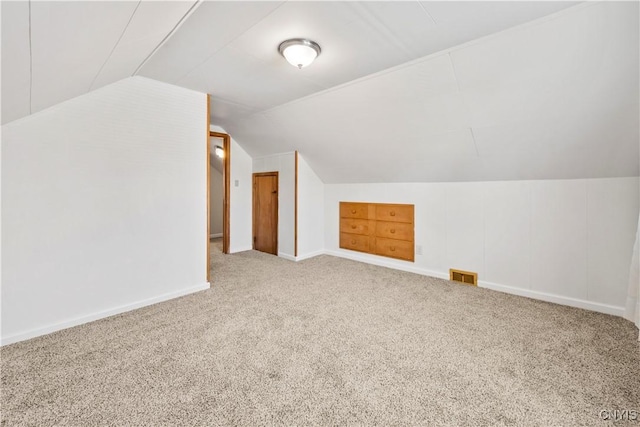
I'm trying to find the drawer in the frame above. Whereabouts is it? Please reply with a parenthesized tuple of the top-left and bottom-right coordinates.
(340, 202, 369, 219)
(376, 221, 413, 242)
(375, 204, 413, 223)
(375, 237, 414, 262)
(340, 232, 370, 253)
(340, 219, 373, 236)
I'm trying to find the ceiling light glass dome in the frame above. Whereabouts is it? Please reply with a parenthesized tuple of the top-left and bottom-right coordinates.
(278, 39, 321, 69)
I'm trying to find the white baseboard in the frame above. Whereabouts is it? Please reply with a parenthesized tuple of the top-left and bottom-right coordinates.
(209, 233, 222, 239)
(1, 282, 211, 346)
(324, 249, 624, 317)
(229, 246, 252, 254)
(295, 250, 326, 261)
(324, 249, 448, 280)
(275, 250, 326, 262)
(278, 252, 297, 261)
(478, 280, 624, 317)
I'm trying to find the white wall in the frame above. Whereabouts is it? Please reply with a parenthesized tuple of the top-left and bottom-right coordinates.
(253, 152, 295, 259)
(1, 76, 209, 345)
(325, 177, 640, 315)
(210, 166, 223, 236)
(297, 154, 324, 260)
(209, 124, 253, 253)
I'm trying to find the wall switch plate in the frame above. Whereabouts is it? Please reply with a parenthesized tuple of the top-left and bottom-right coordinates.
(234, 180, 239, 187)
(416, 245, 422, 255)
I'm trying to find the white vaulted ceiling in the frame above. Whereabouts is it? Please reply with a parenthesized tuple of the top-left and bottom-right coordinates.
(214, 1, 639, 182)
(139, 1, 578, 125)
(2, 1, 638, 183)
(1, 0, 197, 124)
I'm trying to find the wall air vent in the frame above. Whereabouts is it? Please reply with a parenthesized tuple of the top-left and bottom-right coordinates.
(449, 269, 478, 286)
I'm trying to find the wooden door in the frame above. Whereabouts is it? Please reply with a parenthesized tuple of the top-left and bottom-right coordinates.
(253, 172, 278, 255)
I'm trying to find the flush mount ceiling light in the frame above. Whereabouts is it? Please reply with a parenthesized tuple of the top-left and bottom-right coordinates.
(214, 145, 224, 158)
(278, 38, 321, 69)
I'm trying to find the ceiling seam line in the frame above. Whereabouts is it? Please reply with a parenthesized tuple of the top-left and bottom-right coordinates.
(132, 0, 202, 77)
(173, 0, 288, 85)
(416, 1, 437, 25)
(449, 51, 478, 159)
(447, 53, 461, 93)
(469, 128, 479, 157)
(212, 96, 254, 111)
(88, 0, 141, 91)
(241, 1, 596, 119)
(349, 3, 414, 59)
(28, 0, 32, 114)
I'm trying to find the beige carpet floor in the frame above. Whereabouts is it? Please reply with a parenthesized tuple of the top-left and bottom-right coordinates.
(2, 240, 639, 426)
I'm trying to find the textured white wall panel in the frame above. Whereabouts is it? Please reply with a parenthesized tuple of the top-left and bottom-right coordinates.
(1, 1, 31, 124)
(530, 180, 587, 300)
(229, 138, 254, 253)
(297, 154, 324, 259)
(2, 77, 208, 344)
(253, 152, 295, 258)
(445, 183, 485, 277)
(483, 181, 531, 290)
(209, 125, 253, 254)
(587, 178, 640, 306)
(325, 177, 639, 315)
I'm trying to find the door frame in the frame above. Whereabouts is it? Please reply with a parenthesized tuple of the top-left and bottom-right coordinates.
(207, 117, 231, 282)
(252, 171, 279, 255)
(209, 131, 231, 255)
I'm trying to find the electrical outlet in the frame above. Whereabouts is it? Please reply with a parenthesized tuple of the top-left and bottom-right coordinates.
(415, 245, 422, 255)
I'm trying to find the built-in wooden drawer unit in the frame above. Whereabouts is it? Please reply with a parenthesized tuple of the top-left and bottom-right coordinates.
(375, 204, 414, 223)
(375, 221, 413, 242)
(340, 218, 373, 236)
(340, 202, 369, 219)
(339, 201, 414, 262)
(340, 232, 370, 253)
(375, 238, 414, 261)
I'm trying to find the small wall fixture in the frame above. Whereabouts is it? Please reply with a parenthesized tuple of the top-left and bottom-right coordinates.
(214, 145, 224, 158)
(449, 269, 478, 286)
(278, 38, 321, 69)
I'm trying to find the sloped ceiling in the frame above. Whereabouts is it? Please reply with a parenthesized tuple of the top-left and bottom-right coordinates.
(3, 1, 638, 183)
(140, 1, 578, 124)
(1, 0, 198, 124)
(221, 1, 639, 182)
(141, 1, 638, 183)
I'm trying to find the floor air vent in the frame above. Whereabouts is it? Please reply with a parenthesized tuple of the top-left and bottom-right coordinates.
(449, 269, 478, 286)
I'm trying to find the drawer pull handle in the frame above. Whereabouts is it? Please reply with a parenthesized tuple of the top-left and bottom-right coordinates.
(390, 229, 396, 234)
(351, 209, 357, 214)
(351, 239, 356, 245)
(390, 246, 396, 251)
(351, 225, 357, 229)
(390, 211, 396, 216)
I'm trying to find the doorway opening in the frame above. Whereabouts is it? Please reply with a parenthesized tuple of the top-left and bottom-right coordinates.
(208, 130, 230, 282)
(252, 172, 279, 255)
